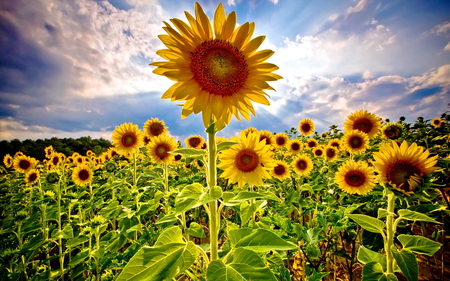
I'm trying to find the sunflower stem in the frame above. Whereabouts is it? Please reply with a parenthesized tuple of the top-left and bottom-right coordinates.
(207, 125, 219, 261)
(385, 192, 396, 274)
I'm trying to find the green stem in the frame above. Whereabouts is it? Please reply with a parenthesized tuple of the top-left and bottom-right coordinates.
(207, 127, 219, 261)
(386, 192, 395, 274)
(57, 177, 65, 281)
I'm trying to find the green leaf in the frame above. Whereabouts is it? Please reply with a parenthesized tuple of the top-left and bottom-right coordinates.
(186, 222, 206, 238)
(377, 208, 392, 219)
(66, 236, 89, 248)
(391, 246, 418, 281)
(397, 234, 442, 256)
(398, 209, 441, 224)
(137, 202, 158, 216)
(99, 200, 121, 219)
(362, 262, 398, 281)
(347, 214, 385, 234)
(307, 269, 329, 281)
(69, 249, 90, 267)
(116, 241, 197, 281)
(223, 191, 268, 206)
(217, 141, 240, 152)
(229, 228, 296, 252)
(175, 183, 204, 213)
(357, 246, 387, 271)
(170, 148, 206, 160)
(106, 233, 128, 252)
(206, 248, 277, 281)
(155, 226, 184, 246)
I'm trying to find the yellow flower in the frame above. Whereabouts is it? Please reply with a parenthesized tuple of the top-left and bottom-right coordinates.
(344, 110, 382, 139)
(44, 146, 54, 159)
(86, 150, 95, 157)
(49, 153, 64, 167)
(335, 161, 376, 195)
(298, 119, 315, 136)
(313, 146, 325, 157)
(372, 141, 439, 195)
(341, 130, 369, 154)
(274, 133, 289, 148)
(218, 132, 275, 188)
(258, 130, 275, 147)
(305, 138, 318, 150)
(3, 154, 13, 168)
(242, 127, 258, 137)
(292, 154, 313, 176)
(25, 169, 40, 185)
(328, 138, 341, 150)
(270, 160, 291, 181)
(288, 139, 303, 153)
(111, 123, 144, 156)
(147, 134, 178, 165)
(185, 135, 206, 149)
(431, 118, 443, 127)
(324, 146, 338, 162)
(382, 122, 402, 140)
(143, 118, 168, 138)
(72, 164, 93, 186)
(150, 2, 282, 129)
(13, 155, 37, 173)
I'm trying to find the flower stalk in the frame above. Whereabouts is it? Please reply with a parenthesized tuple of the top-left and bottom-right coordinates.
(207, 125, 219, 261)
(385, 192, 395, 274)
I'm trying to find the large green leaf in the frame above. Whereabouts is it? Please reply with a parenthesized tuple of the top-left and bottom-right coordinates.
(398, 209, 440, 224)
(362, 262, 398, 281)
(397, 234, 442, 256)
(170, 148, 206, 160)
(186, 222, 206, 238)
(116, 226, 197, 281)
(391, 246, 418, 281)
(223, 191, 269, 206)
(228, 228, 296, 252)
(206, 248, 277, 281)
(347, 214, 385, 234)
(357, 246, 387, 271)
(175, 183, 221, 214)
(239, 200, 266, 226)
(217, 141, 240, 152)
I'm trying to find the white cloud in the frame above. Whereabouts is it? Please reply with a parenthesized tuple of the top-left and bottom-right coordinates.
(268, 0, 279, 4)
(228, 0, 236, 6)
(346, 0, 369, 16)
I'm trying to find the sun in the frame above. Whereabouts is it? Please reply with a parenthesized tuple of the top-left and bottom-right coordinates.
(111, 123, 144, 156)
(335, 161, 376, 195)
(298, 119, 315, 136)
(147, 134, 178, 165)
(372, 140, 439, 195)
(218, 132, 275, 188)
(344, 110, 382, 139)
(150, 2, 282, 129)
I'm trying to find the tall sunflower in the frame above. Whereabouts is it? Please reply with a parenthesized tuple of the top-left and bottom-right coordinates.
(111, 123, 144, 156)
(270, 160, 291, 181)
(328, 138, 341, 150)
(13, 155, 37, 174)
(382, 122, 403, 140)
(274, 132, 289, 148)
(431, 118, 443, 128)
(185, 135, 206, 149)
(292, 154, 313, 176)
(313, 146, 324, 157)
(150, 2, 282, 129)
(305, 138, 318, 150)
(143, 118, 168, 138)
(341, 130, 369, 155)
(335, 161, 376, 195)
(324, 146, 338, 162)
(3, 154, 13, 168)
(72, 164, 94, 186)
(147, 134, 178, 165)
(372, 140, 439, 195)
(344, 110, 382, 139)
(298, 119, 315, 136)
(258, 130, 275, 147)
(44, 146, 53, 159)
(288, 139, 303, 153)
(25, 169, 40, 185)
(218, 132, 275, 188)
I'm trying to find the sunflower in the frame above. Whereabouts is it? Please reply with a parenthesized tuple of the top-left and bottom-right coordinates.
(185, 135, 206, 149)
(147, 134, 178, 165)
(274, 133, 289, 148)
(150, 2, 282, 129)
(216, 136, 228, 144)
(25, 169, 40, 185)
(218, 132, 275, 188)
(86, 150, 95, 157)
(46, 171, 60, 184)
(372, 140, 439, 195)
(431, 118, 443, 128)
(111, 123, 144, 156)
(3, 154, 13, 168)
(13, 155, 37, 173)
(334, 161, 376, 195)
(288, 139, 303, 153)
(292, 154, 314, 176)
(324, 146, 338, 161)
(50, 153, 63, 167)
(298, 119, 315, 136)
(72, 164, 94, 186)
(143, 118, 168, 138)
(242, 127, 258, 137)
(44, 146, 53, 159)
(306, 138, 318, 150)
(313, 146, 324, 157)
(381, 122, 403, 140)
(258, 130, 275, 146)
(341, 130, 369, 155)
(270, 160, 291, 181)
(108, 148, 119, 158)
(328, 138, 341, 150)
(321, 132, 328, 139)
(344, 110, 382, 139)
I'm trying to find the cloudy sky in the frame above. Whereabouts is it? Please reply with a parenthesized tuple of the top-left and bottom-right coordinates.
(1, 0, 449, 142)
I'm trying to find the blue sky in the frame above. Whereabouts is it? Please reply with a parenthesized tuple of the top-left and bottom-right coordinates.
(1, 0, 449, 142)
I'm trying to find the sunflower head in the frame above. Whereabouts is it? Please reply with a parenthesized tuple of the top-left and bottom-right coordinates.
(242, 127, 258, 137)
(150, 2, 282, 129)
(344, 110, 382, 139)
(274, 133, 289, 148)
(335, 161, 376, 195)
(382, 122, 403, 140)
(288, 139, 303, 153)
(147, 134, 178, 165)
(313, 146, 324, 157)
(270, 160, 291, 181)
(324, 146, 338, 161)
(13, 155, 37, 174)
(185, 135, 206, 149)
(292, 154, 314, 176)
(3, 154, 13, 168)
(72, 164, 94, 187)
(144, 118, 168, 138)
(306, 138, 318, 150)
(431, 118, 443, 128)
(25, 169, 40, 185)
(111, 123, 144, 156)
(373, 140, 439, 195)
(44, 146, 54, 159)
(328, 138, 341, 150)
(342, 130, 369, 154)
(298, 119, 315, 136)
(258, 130, 275, 147)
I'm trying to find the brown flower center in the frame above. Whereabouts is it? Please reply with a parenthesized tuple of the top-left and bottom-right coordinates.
(301, 123, 311, 133)
(307, 141, 317, 148)
(188, 137, 202, 148)
(155, 144, 170, 159)
(52, 156, 60, 166)
(349, 136, 363, 149)
(149, 122, 165, 136)
(326, 148, 336, 158)
(28, 173, 38, 183)
(296, 159, 307, 170)
(353, 118, 373, 134)
(19, 160, 31, 170)
(236, 149, 259, 173)
(291, 142, 301, 151)
(122, 133, 137, 148)
(314, 149, 323, 157)
(384, 125, 401, 139)
(78, 169, 90, 181)
(386, 161, 421, 192)
(190, 39, 249, 97)
(345, 171, 366, 187)
(274, 164, 286, 176)
(276, 137, 286, 146)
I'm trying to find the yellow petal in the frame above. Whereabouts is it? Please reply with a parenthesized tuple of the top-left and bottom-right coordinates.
(242, 35, 265, 55)
(231, 22, 250, 50)
(221, 11, 236, 40)
(161, 82, 182, 99)
(156, 49, 184, 61)
(195, 2, 212, 40)
(246, 92, 270, 105)
(214, 3, 226, 39)
(169, 18, 195, 43)
(163, 71, 193, 81)
(248, 49, 274, 64)
(250, 62, 280, 72)
(193, 91, 210, 114)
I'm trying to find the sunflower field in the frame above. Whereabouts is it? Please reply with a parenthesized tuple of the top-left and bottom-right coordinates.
(1, 2, 450, 281)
